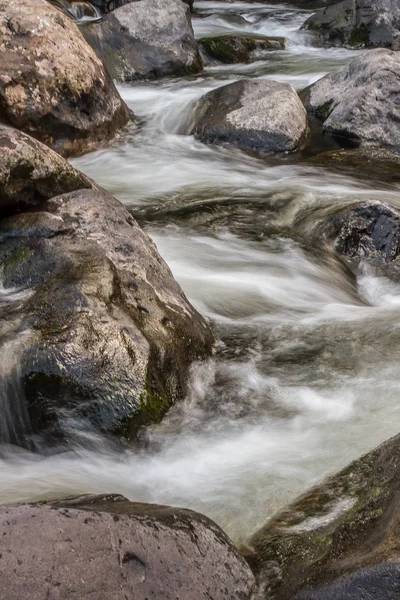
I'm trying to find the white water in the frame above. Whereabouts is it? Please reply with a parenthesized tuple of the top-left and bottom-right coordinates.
(2, 1, 400, 545)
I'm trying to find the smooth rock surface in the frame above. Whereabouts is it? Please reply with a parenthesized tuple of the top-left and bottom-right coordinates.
(190, 79, 308, 153)
(0, 0, 131, 157)
(0, 495, 255, 599)
(0, 125, 91, 215)
(303, 0, 400, 48)
(82, 0, 202, 81)
(0, 188, 213, 442)
(301, 50, 400, 156)
(245, 431, 400, 599)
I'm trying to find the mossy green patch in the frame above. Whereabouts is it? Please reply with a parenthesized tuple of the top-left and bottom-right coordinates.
(348, 24, 369, 47)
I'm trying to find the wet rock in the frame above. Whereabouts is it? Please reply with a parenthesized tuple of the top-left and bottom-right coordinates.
(0, 125, 91, 215)
(300, 50, 400, 157)
(0, 0, 131, 157)
(90, 0, 194, 13)
(0, 495, 255, 599)
(81, 0, 202, 81)
(316, 201, 400, 264)
(303, 0, 400, 48)
(199, 35, 285, 65)
(0, 188, 213, 441)
(190, 79, 308, 153)
(245, 431, 400, 600)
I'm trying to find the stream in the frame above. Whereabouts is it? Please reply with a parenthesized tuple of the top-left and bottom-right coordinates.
(2, 0, 400, 546)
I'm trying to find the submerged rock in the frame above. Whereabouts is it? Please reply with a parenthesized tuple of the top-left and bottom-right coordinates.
(0, 125, 91, 215)
(0, 188, 213, 441)
(81, 0, 202, 81)
(190, 79, 308, 153)
(199, 35, 285, 65)
(245, 431, 400, 599)
(303, 0, 400, 48)
(0, 495, 255, 599)
(0, 0, 131, 157)
(317, 201, 400, 264)
(301, 50, 400, 157)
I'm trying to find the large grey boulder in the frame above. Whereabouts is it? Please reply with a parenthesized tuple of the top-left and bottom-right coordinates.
(190, 79, 308, 153)
(81, 0, 202, 81)
(303, 0, 400, 48)
(0, 495, 255, 599)
(245, 431, 400, 599)
(0, 186, 213, 443)
(0, 0, 131, 157)
(301, 50, 400, 157)
(0, 125, 91, 215)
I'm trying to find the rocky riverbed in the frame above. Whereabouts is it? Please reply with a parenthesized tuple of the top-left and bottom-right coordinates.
(2, 0, 400, 598)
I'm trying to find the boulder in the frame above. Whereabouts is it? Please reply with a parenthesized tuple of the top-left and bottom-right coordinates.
(316, 201, 400, 264)
(0, 0, 131, 157)
(0, 495, 255, 599)
(0, 124, 91, 215)
(81, 0, 202, 82)
(189, 79, 308, 153)
(89, 0, 194, 14)
(303, 0, 400, 48)
(300, 50, 400, 157)
(0, 187, 213, 443)
(245, 431, 400, 600)
(199, 35, 285, 65)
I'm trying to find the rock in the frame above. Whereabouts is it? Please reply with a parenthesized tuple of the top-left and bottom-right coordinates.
(190, 79, 308, 153)
(245, 431, 400, 600)
(199, 35, 285, 65)
(90, 0, 194, 14)
(0, 495, 255, 599)
(300, 50, 400, 156)
(81, 0, 202, 82)
(316, 201, 400, 264)
(0, 0, 131, 157)
(303, 0, 400, 48)
(0, 188, 213, 442)
(0, 124, 91, 215)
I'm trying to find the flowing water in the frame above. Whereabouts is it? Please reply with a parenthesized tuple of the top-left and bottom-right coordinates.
(2, 1, 400, 545)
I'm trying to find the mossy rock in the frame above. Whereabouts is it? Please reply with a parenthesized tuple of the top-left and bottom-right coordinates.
(199, 35, 285, 65)
(245, 431, 400, 599)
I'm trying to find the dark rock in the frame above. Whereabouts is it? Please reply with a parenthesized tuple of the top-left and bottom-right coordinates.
(0, 0, 131, 158)
(0, 125, 91, 216)
(190, 79, 308, 153)
(303, 0, 400, 48)
(199, 35, 285, 65)
(300, 50, 400, 157)
(0, 188, 213, 442)
(245, 431, 400, 599)
(316, 201, 400, 264)
(90, 0, 194, 14)
(81, 0, 202, 82)
(0, 495, 255, 599)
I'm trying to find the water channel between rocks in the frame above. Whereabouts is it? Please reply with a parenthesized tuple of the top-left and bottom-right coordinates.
(2, 1, 400, 546)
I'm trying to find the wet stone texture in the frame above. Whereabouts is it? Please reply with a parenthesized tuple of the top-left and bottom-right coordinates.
(0, 495, 255, 600)
(0, 188, 213, 442)
(0, 0, 131, 157)
(245, 431, 400, 600)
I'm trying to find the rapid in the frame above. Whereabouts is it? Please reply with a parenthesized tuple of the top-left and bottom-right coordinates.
(2, 0, 400, 546)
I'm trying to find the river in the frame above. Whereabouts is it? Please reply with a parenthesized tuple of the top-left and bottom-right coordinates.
(1, 0, 400, 546)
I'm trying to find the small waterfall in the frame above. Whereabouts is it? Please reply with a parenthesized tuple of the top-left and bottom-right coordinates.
(0, 278, 33, 447)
